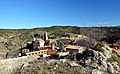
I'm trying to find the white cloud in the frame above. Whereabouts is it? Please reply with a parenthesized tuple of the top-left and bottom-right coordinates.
(95, 21, 113, 25)
(94, 21, 117, 27)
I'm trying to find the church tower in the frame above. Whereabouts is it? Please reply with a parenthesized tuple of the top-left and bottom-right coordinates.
(44, 32, 48, 41)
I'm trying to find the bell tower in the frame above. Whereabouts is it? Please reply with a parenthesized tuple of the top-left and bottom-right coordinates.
(44, 32, 48, 41)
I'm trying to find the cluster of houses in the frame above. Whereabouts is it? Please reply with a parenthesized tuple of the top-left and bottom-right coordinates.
(19, 32, 86, 58)
(19, 32, 120, 58)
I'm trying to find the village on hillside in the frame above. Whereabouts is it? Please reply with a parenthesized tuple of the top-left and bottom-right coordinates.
(0, 28, 120, 74)
(19, 32, 120, 59)
(19, 32, 87, 59)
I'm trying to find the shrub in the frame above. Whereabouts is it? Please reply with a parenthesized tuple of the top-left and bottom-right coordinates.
(93, 42, 105, 53)
(75, 38, 97, 48)
(107, 54, 120, 66)
(79, 69, 83, 74)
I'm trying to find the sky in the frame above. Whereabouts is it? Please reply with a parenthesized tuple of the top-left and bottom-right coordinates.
(0, 0, 120, 29)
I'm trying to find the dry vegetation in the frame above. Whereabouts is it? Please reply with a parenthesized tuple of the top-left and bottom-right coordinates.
(0, 26, 119, 74)
(12, 59, 83, 74)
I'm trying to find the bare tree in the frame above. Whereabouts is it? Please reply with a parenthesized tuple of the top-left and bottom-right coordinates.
(74, 37, 97, 48)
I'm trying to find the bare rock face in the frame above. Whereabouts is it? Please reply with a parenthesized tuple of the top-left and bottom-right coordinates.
(76, 45, 120, 74)
(107, 62, 114, 73)
(0, 56, 39, 74)
(100, 59, 108, 70)
(98, 52, 106, 60)
(105, 44, 112, 53)
(102, 44, 112, 59)
(90, 63, 98, 69)
(103, 48, 111, 58)
(91, 69, 103, 74)
(112, 62, 120, 74)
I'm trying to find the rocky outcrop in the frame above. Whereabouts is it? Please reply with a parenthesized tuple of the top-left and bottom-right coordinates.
(76, 44, 120, 74)
(0, 56, 39, 74)
(102, 44, 112, 58)
(107, 62, 114, 73)
(112, 62, 120, 74)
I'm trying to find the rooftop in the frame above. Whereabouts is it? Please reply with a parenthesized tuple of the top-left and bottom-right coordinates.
(35, 38, 45, 42)
(66, 45, 81, 50)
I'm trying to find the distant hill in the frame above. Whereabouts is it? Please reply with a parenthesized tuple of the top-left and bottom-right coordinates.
(0, 26, 119, 47)
(115, 26, 120, 28)
(0, 26, 120, 40)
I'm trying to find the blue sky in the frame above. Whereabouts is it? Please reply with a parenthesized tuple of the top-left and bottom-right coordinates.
(0, 0, 120, 29)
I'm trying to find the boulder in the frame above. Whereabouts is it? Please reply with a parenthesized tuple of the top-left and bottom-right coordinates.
(91, 69, 102, 74)
(68, 61, 79, 67)
(90, 63, 98, 69)
(85, 59, 91, 66)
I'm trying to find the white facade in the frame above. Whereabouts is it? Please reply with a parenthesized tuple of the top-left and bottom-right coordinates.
(39, 40, 45, 47)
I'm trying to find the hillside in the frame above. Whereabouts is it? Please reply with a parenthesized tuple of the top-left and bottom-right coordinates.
(0, 26, 119, 54)
(0, 26, 119, 74)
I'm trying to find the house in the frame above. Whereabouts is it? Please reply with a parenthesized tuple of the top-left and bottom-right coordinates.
(33, 34, 43, 39)
(65, 45, 85, 54)
(32, 38, 45, 50)
(61, 34, 71, 38)
(26, 49, 48, 57)
(108, 44, 120, 53)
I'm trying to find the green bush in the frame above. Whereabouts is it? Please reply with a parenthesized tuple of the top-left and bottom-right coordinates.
(79, 69, 83, 74)
(93, 42, 105, 53)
